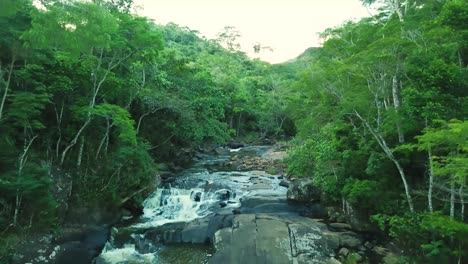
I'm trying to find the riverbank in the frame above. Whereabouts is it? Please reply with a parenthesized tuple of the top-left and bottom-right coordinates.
(9, 143, 400, 264)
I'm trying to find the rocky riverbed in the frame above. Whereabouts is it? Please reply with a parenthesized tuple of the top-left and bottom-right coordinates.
(13, 144, 399, 264)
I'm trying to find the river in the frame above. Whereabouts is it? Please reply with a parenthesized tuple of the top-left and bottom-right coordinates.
(93, 145, 370, 264)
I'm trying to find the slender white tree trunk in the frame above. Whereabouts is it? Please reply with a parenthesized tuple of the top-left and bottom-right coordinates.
(392, 75, 404, 143)
(450, 174, 455, 220)
(354, 110, 414, 213)
(0, 56, 16, 121)
(459, 184, 464, 222)
(427, 145, 434, 213)
(55, 103, 64, 159)
(392, 0, 405, 22)
(14, 135, 38, 226)
(96, 118, 111, 158)
(60, 50, 131, 165)
(77, 136, 84, 167)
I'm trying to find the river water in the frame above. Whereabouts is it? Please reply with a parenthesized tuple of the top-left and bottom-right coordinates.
(96, 146, 291, 264)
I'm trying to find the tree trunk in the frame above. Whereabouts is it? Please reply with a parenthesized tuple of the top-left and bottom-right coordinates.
(392, 0, 404, 22)
(136, 112, 150, 135)
(60, 118, 90, 165)
(136, 107, 163, 135)
(236, 112, 242, 137)
(450, 174, 455, 220)
(459, 184, 464, 222)
(275, 116, 286, 136)
(354, 110, 414, 213)
(0, 56, 16, 121)
(392, 75, 404, 143)
(96, 118, 111, 158)
(14, 135, 38, 226)
(428, 145, 434, 213)
(13, 192, 22, 227)
(229, 114, 234, 129)
(60, 50, 131, 165)
(55, 103, 64, 159)
(77, 136, 84, 167)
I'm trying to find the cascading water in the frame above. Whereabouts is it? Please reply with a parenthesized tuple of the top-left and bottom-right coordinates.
(96, 148, 289, 264)
(134, 186, 239, 229)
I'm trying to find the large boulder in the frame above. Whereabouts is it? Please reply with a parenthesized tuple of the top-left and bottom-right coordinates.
(227, 141, 245, 149)
(287, 179, 321, 203)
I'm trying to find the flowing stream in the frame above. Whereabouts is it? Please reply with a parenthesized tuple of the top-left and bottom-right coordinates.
(96, 146, 291, 264)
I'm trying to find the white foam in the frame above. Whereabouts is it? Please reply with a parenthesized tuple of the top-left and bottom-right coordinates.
(97, 244, 156, 263)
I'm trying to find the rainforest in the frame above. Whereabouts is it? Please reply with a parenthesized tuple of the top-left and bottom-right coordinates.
(0, 0, 467, 263)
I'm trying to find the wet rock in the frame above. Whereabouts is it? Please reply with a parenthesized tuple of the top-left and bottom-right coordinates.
(56, 241, 95, 264)
(53, 226, 110, 264)
(232, 209, 241, 214)
(207, 214, 235, 242)
(216, 190, 232, 200)
(279, 179, 289, 188)
(173, 147, 195, 167)
(227, 141, 245, 149)
(181, 218, 210, 244)
(215, 146, 230, 155)
(219, 202, 227, 208)
(194, 192, 202, 202)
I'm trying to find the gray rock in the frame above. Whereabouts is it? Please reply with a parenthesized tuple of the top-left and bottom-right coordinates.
(338, 247, 350, 257)
(256, 219, 292, 264)
(211, 214, 257, 264)
(279, 179, 289, 188)
(289, 223, 334, 263)
(287, 179, 321, 203)
(211, 214, 335, 264)
(181, 217, 210, 243)
(339, 233, 362, 249)
(329, 223, 352, 231)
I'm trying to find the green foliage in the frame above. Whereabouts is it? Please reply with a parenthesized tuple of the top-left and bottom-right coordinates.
(24, 2, 119, 55)
(372, 212, 468, 262)
(0, 158, 58, 230)
(286, 1, 466, 262)
(416, 119, 468, 182)
(342, 180, 380, 209)
(286, 139, 315, 177)
(93, 103, 137, 145)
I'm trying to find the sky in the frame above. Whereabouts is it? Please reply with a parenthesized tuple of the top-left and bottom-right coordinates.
(134, 0, 370, 63)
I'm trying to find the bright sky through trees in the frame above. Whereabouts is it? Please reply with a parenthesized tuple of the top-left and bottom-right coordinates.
(134, 0, 370, 63)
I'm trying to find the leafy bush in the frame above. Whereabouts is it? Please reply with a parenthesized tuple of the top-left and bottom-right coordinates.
(372, 212, 468, 263)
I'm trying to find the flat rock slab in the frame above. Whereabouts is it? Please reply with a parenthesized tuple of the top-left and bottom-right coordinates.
(256, 219, 292, 264)
(211, 214, 337, 264)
